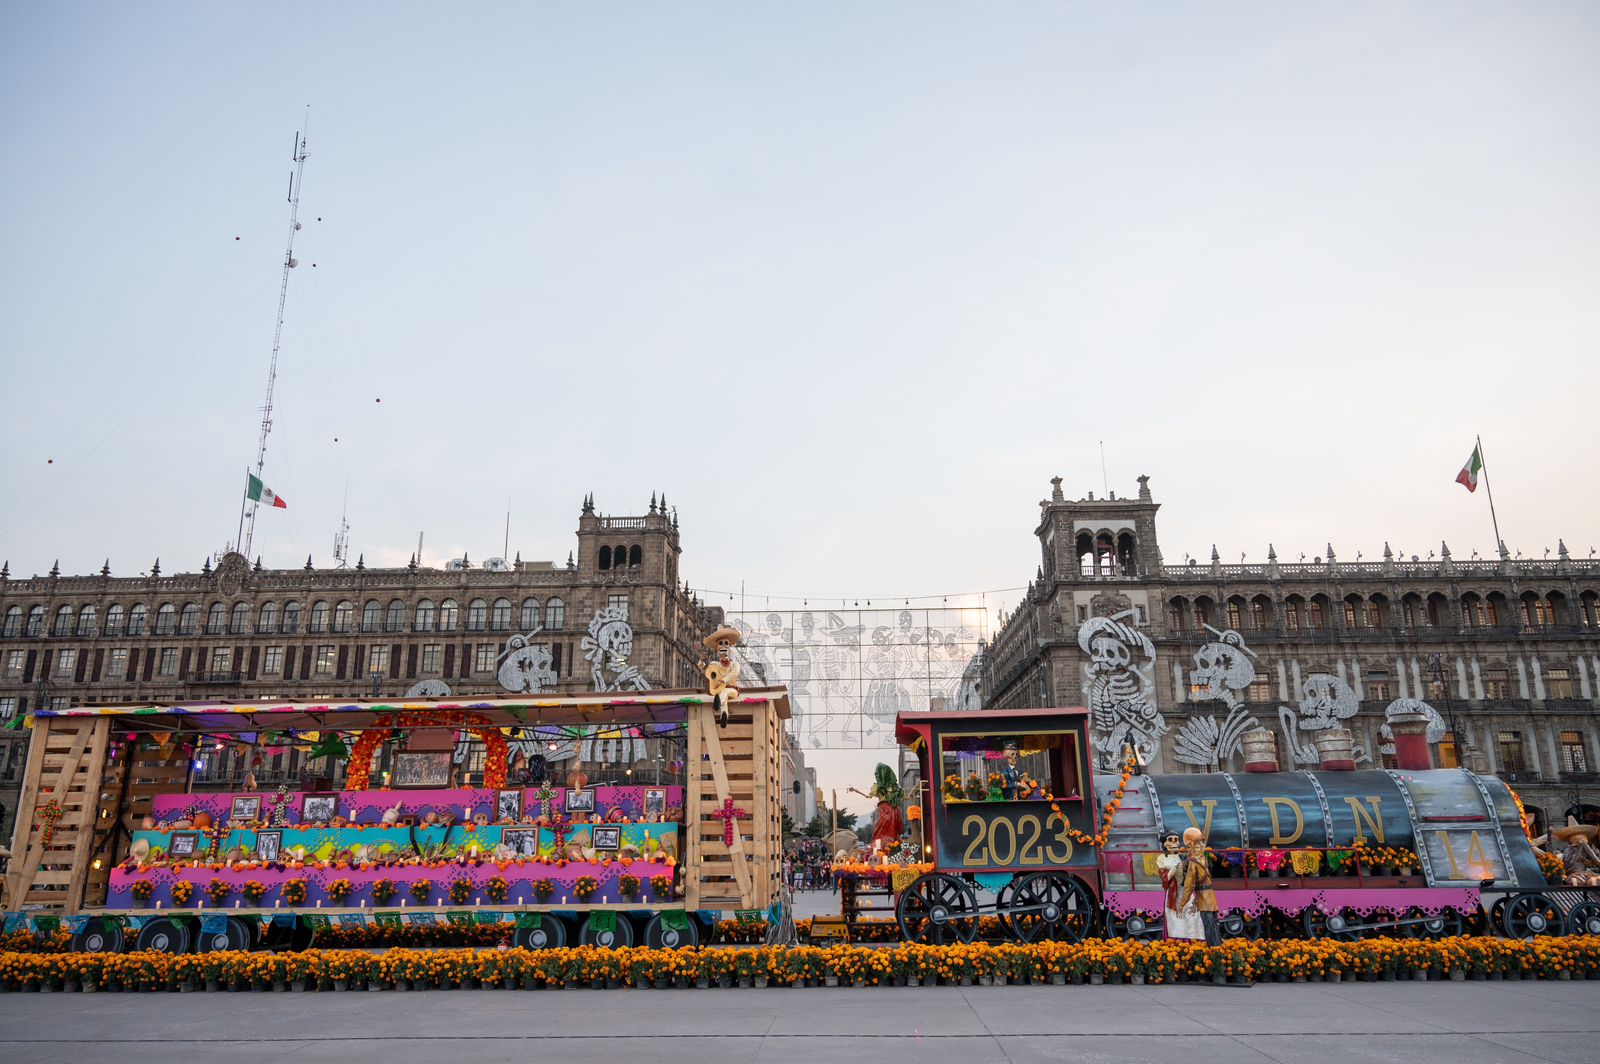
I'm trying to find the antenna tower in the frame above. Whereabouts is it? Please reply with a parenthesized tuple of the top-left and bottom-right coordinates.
(332, 481, 350, 569)
(238, 112, 310, 560)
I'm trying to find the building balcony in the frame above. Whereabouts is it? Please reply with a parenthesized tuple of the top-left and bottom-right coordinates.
(185, 671, 243, 686)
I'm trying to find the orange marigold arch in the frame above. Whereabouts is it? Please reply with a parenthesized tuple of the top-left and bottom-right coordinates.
(343, 710, 510, 791)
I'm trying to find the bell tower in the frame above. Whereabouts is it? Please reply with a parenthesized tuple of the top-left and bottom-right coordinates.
(1037, 474, 1163, 584)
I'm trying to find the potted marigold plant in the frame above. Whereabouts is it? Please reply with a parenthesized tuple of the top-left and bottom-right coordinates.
(532, 877, 554, 902)
(371, 879, 397, 906)
(448, 878, 473, 905)
(241, 880, 268, 906)
(281, 878, 308, 905)
(618, 874, 640, 900)
(574, 875, 599, 902)
(326, 878, 354, 904)
(170, 880, 195, 906)
(206, 878, 232, 906)
(485, 875, 509, 903)
(409, 879, 433, 904)
(649, 873, 671, 899)
(129, 879, 155, 905)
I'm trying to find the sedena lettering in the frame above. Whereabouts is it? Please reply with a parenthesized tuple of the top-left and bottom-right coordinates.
(1261, 797, 1304, 846)
(1343, 796, 1385, 845)
(1175, 799, 1218, 838)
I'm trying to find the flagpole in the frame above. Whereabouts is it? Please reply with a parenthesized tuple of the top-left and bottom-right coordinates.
(234, 470, 250, 558)
(1476, 434, 1506, 559)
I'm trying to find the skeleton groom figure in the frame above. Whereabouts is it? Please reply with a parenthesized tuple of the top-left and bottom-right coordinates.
(699, 626, 743, 728)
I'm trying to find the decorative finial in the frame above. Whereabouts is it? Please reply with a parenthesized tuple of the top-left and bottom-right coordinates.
(150, 558, 160, 577)
(1559, 539, 1570, 560)
(514, 550, 521, 566)
(1325, 543, 1336, 564)
(660, 492, 667, 511)
(407, 553, 418, 573)
(254, 556, 263, 572)
(101, 559, 111, 577)
(1, 560, 8, 579)
(356, 553, 365, 570)
(201, 557, 212, 576)
(1050, 476, 1064, 502)
(1137, 474, 1151, 502)
(582, 493, 594, 515)
(1210, 545, 1220, 562)
(49, 559, 60, 578)
(1383, 542, 1392, 560)
(650, 492, 657, 513)
(305, 555, 314, 571)
(1440, 541, 1451, 559)
(1267, 544, 1277, 561)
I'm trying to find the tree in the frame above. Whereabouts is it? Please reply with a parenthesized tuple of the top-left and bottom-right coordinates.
(780, 809, 796, 845)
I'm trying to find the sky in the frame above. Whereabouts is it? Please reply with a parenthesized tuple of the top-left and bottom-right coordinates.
(2, 3, 1598, 812)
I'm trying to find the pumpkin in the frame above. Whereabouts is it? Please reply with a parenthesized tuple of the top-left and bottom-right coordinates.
(191, 811, 213, 829)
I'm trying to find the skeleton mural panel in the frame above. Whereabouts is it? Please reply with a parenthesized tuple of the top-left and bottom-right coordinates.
(1173, 626, 1261, 768)
(580, 606, 653, 692)
(1278, 673, 1367, 765)
(1078, 611, 1162, 769)
(730, 608, 986, 749)
(497, 629, 558, 694)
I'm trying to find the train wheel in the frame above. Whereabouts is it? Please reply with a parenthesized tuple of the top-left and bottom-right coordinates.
(197, 916, 253, 953)
(1501, 893, 1561, 939)
(134, 917, 193, 954)
(1401, 907, 1463, 939)
(579, 912, 635, 949)
(71, 918, 126, 954)
(641, 913, 699, 949)
(1106, 911, 1162, 940)
(896, 873, 980, 945)
(1218, 911, 1263, 941)
(1004, 873, 1096, 943)
(1302, 907, 1359, 942)
(1565, 901, 1600, 936)
(511, 914, 568, 950)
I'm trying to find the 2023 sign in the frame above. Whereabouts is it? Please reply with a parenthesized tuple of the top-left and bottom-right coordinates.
(951, 806, 1080, 868)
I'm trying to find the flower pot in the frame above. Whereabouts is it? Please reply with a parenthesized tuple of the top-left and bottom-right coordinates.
(1558, 971, 1572, 981)
(290, 979, 307, 992)
(754, 977, 768, 988)
(1089, 974, 1104, 986)
(823, 976, 838, 988)
(205, 979, 220, 993)
(333, 980, 348, 992)
(522, 976, 539, 991)
(1292, 976, 1306, 983)
(1413, 970, 1429, 982)
(273, 980, 287, 992)
(1131, 974, 1146, 985)
(655, 978, 671, 990)
(1449, 970, 1465, 982)
(1049, 974, 1065, 986)
(696, 978, 710, 989)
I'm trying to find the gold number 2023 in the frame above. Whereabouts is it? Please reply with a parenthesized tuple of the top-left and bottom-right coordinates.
(960, 812, 1073, 867)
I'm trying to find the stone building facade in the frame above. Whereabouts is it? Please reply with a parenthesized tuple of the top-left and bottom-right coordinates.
(0, 495, 726, 844)
(982, 475, 1600, 834)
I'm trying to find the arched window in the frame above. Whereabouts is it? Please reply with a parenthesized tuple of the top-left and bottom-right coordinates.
(1193, 597, 1212, 628)
(415, 599, 436, 632)
(1365, 595, 1386, 629)
(1343, 595, 1362, 628)
(362, 600, 382, 633)
(1284, 595, 1304, 632)
(26, 605, 45, 637)
(545, 597, 565, 630)
(599, 546, 612, 571)
(104, 604, 124, 635)
(155, 604, 176, 635)
(231, 602, 251, 634)
(1167, 597, 1188, 633)
(1548, 591, 1570, 626)
(440, 599, 459, 632)
(258, 602, 279, 634)
(178, 604, 200, 635)
(1250, 595, 1271, 630)
(1308, 596, 1328, 630)
(614, 544, 627, 570)
(1485, 591, 1507, 627)
(1427, 592, 1449, 629)
(206, 603, 227, 634)
(333, 601, 355, 633)
(1582, 591, 1600, 628)
(491, 598, 512, 630)
(76, 605, 97, 637)
(281, 601, 302, 634)
(52, 605, 75, 637)
(1095, 532, 1116, 576)
(309, 601, 329, 633)
(467, 598, 487, 631)
(3, 606, 22, 637)
(387, 600, 406, 633)
(520, 597, 541, 630)
(1076, 533, 1095, 577)
(128, 603, 147, 635)
(1401, 592, 1423, 629)
(629, 545, 642, 568)
(1116, 532, 1137, 577)
(1226, 597, 1245, 630)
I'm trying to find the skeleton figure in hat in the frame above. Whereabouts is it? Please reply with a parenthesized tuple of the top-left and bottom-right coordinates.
(699, 626, 743, 728)
(1078, 611, 1162, 769)
(1553, 816, 1600, 886)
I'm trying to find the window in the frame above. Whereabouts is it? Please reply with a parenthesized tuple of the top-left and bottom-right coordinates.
(1365, 672, 1391, 702)
(1523, 598, 1554, 627)
(0, 698, 16, 723)
(362, 600, 382, 633)
(1079, 605, 1090, 623)
(333, 601, 354, 633)
(178, 604, 199, 635)
(230, 602, 251, 634)
(206, 603, 226, 634)
(1497, 731, 1526, 774)
(128, 603, 147, 635)
(52, 606, 75, 637)
(309, 602, 329, 633)
(4, 650, 24, 677)
(1285, 603, 1301, 632)
(26, 605, 45, 637)
(421, 644, 443, 674)
(2, 606, 20, 637)
(1485, 668, 1512, 700)
(467, 599, 488, 631)
(629, 545, 642, 568)
(520, 598, 541, 630)
(440, 600, 459, 632)
(1308, 600, 1326, 630)
(107, 648, 128, 677)
(258, 602, 279, 634)
(210, 647, 232, 673)
(1226, 601, 1243, 629)
(599, 545, 612, 570)
(262, 646, 284, 675)
(415, 600, 436, 632)
(315, 645, 336, 675)
(55, 648, 77, 676)
(1547, 668, 1574, 700)
(104, 604, 124, 635)
(76, 606, 97, 637)
(545, 598, 564, 629)
(368, 645, 390, 674)
(492, 598, 512, 631)
(1364, 602, 1381, 628)
(158, 648, 178, 676)
(1437, 732, 1460, 769)
(1246, 676, 1273, 704)
(386, 600, 406, 633)
(1560, 731, 1588, 774)
(1343, 602, 1358, 628)
(282, 602, 302, 634)
(607, 595, 630, 620)
(1250, 600, 1266, 629)
(475, 644, 497, 672)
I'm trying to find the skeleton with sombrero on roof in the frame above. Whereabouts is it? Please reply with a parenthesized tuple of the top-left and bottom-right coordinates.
(1553, 816, 1600, 887)
(699, 626, 743, 729)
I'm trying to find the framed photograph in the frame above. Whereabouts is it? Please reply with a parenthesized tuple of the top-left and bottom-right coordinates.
(643, 788, 667, 817)
(255, 829, 283, 862)
(299, 793, 339, 824)
(497, 789, 524, 823)
(230, 796, 262, 822)
(565, 787, 595, 813)
(169, 831, 200, 858)
(392, 751, 452, 788)
(592, 825, 621, 851)
(501, 826, 541, 859)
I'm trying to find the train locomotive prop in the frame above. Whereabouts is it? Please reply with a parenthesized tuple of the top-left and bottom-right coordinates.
(2, 687, 790, 954)
(889, 707, 1596, 944)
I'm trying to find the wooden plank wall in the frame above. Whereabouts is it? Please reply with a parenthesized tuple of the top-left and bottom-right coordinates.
(4, 717, 111, 913)
(684, 696, 784, 912)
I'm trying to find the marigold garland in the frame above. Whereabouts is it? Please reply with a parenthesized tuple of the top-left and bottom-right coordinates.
(343, 711, 509, 791)
(1045, 750, 1137, 848)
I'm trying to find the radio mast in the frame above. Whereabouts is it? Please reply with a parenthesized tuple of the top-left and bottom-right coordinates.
(238, 112, 310, 560)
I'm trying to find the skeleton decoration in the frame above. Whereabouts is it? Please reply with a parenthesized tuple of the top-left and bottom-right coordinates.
(1278, 673, 1367, 765)
(1078, 610, 1162, 769)
(497, 629, 558, 694)
(405, 679, 453, 698)
(1173, 626, 1261, 768)
(581, 606, 652, 692)
(1377, 697, 1448, 759)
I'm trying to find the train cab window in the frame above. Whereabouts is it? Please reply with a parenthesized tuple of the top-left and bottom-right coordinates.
(937, 733, 1081, 804)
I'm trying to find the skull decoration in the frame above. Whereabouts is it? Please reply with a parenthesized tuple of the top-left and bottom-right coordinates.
(1297, 674, 1360, 731)
(1077, 612, 1162, 767)
(1189, 627, 1257, 708)
(1088, 633, 1132, 671)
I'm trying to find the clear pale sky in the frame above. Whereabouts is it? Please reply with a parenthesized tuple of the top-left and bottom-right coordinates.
(2, 4, 1597, 811)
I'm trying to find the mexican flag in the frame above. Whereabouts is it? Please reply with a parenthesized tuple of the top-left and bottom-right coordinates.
(1456, 444, 1483, 493)
(247, 473, 288, 509)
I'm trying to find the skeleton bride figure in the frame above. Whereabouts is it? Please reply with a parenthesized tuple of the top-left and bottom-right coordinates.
(1156, 832, 1205, 941)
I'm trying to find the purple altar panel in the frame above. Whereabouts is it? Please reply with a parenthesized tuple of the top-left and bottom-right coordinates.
(151, 785, 684, 826)
(1103, 887, 1480, 918)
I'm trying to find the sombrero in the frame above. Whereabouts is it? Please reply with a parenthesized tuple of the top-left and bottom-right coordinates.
(1552, 815, 1599, 842)
(703, 626, 741, 649)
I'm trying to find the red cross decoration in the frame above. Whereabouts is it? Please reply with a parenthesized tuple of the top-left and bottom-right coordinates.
(712, 797, 747, 847)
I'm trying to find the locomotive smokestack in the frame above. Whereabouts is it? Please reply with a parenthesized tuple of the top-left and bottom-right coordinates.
(1241, 728, 1280, 772)
(1315, 728, 1357, 771)
(1388, 711, 1434, 771)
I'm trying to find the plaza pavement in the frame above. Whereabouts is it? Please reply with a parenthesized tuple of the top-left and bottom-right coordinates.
(0, 978, 1596, 1064)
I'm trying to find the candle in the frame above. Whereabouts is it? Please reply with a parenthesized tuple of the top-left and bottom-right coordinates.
(154, 900, 162, 910)
(465, 806, 473, 821)
(235, 899, 241, 908)
(401, 898, 407, 907)
(360, 900, 366, 908)
(275, 900, 280, 908)
(316, 899, 322, 908)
